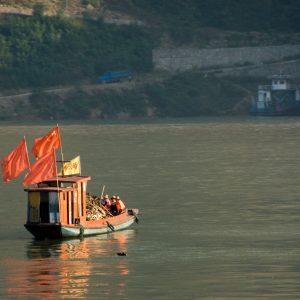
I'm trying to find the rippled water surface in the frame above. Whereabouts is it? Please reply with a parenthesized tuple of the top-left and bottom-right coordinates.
(1, 118, 300, 299)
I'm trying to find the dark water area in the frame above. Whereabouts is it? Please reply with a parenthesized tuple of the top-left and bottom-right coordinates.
(1, 118, 300, 299)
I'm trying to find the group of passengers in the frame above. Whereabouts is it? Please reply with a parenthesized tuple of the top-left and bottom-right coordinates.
(101, 194, 126, 216)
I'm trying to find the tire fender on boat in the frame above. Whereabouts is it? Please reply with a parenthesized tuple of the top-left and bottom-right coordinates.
(80, 225, 84, 237)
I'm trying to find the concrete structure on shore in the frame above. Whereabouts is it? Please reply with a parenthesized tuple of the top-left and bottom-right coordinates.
(153, 44, 300, 78)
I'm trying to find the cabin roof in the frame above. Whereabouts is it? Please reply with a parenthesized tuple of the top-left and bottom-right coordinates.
(44, 175, 91, 183)
(269, 74, 293, 80)
(24, 175, 91, 192)
(24, 186, 77, 192)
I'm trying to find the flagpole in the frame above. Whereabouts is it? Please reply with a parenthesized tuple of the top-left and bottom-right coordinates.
(24, 136, 31, 171)
(79, 154, 81, 175)
(53, 149, 60, 195)
(57, 124, 65, 176)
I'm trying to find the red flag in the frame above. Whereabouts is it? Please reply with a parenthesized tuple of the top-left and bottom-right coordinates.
(32, 126, 61, 159)
(23, 150, 57, 186)
(2, 137, 30, 183)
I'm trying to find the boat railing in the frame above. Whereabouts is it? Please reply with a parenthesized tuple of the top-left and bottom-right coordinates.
(258, 84, 299, 91)
(278, 84, 298, 90)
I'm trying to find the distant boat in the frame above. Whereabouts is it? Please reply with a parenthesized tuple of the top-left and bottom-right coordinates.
(24, 176, 139, 239)
(251, 74, 300, 115)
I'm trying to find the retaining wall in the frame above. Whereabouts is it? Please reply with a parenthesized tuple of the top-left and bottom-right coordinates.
(153, 45, 300, 75)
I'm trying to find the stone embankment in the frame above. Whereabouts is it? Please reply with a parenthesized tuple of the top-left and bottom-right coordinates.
(153, 44, 300, 79)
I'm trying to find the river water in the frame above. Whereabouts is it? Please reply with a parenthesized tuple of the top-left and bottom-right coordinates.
(0, 118, 300, 299)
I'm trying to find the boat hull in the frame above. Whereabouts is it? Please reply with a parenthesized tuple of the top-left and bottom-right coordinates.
(24, 209, 139, 239)
(24, 223, 63, 239)
(61, 216, 136, 237)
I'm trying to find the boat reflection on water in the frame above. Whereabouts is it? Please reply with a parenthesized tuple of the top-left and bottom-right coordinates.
(4, 230, 135, 299)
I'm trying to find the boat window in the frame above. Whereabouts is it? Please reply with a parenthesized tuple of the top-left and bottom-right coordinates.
(49, 192, 60, 224)
(71, 192, 74, 224)
(67, 192, 71, 224)
(40, 192, 50, 223)
(81, 182, 84, 217)
(28, 192, 40, 223)
(66, 191, 74, 224)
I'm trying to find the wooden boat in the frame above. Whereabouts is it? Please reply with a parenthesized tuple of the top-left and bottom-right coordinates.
(24, 175, 139, 239)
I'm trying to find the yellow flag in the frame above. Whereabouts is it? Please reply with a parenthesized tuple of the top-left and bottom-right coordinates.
(60, 156, 81, 176)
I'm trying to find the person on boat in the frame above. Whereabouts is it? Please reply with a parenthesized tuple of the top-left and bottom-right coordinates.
(110, 197, 118, 216)
(116, 196, 126, 214)
(101, 194, 111, 209)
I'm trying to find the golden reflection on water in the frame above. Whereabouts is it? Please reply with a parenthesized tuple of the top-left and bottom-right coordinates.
(3, 120, 300, 298)
(3, 230, 133, 299)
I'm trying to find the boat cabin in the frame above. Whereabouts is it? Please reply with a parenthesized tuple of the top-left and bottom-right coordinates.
(271, 75, 291, 90)
(25, 176, 91, 226)
(251, 74, 300, 115)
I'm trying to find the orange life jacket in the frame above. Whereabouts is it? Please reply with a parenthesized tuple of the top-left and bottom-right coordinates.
(116, 199, 125, 211)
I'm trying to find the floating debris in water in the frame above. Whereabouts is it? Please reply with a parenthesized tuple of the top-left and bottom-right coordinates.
(117, 252, 126, 256)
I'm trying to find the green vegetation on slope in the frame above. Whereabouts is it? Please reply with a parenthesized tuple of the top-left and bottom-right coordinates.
(143, 73, 250, 117)
(1, 73, 262, 121)
(107, 0, 300, 35)
(0, 12, 157, 89)
(105, 0, 300, 46)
